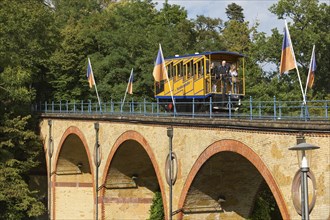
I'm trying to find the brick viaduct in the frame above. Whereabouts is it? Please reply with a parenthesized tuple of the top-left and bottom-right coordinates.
(39, 114, 330, 220)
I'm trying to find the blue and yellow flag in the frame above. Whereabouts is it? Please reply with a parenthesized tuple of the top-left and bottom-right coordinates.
(153, 44, 168, 82)
(87, 58, 95, 88)
(128, 69, 134, 94)
(280, 24, 296, 74)
(307, 46, 316, 89)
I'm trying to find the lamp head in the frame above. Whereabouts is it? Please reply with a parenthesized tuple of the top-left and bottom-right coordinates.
(289, 143, 320, 151)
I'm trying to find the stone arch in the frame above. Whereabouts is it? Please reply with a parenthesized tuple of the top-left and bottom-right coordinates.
(101, 130, 167, 220)
(177, 139, 290, 220)
(52, 126, 95, 220)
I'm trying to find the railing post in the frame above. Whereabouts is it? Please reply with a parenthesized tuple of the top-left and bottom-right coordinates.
(157, 98, 159, 117)
(192, 98, 195, 118)
(81, 100, 83, 113)
(66, 100, 68, 113)
(209, 97, 212, 118)
(273, 96, 276, 120)
(45, 101, 47, 113)
(51, 101, 54, 113)
(258, 101, 261, 119)
(249, 96, 253, 120)
(152, 102, 154, 115)
(325, 102, 328, 119)
(304, 102, 309, 121)
(131, 98, 134, 114)
(120, 99, 123, 114)
(144, 98, 146, 116)
(300, 103, 304, 119)
(279, 101, 282, 119)
(228, 95, 232, 119)
(73, 100, 76, 113)
(173, 98, 176, 118)
(89, 100, 91, 113)
(110, 99, 113, 114)
(60, 100, 62, 113)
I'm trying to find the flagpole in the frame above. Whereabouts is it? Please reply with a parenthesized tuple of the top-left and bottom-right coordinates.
(304, 45, 315, 97)
(121, 68, 133, 112)
(160, 44, 177, 114)
(88, 57, 102, 113)
(285, 20, 306, 105)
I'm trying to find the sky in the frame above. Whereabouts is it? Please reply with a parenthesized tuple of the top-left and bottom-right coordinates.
(154, 0, 284, 35)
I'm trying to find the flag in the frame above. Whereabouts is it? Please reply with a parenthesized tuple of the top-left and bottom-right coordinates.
(87, 58, 95, 88)
(307, 46, 316, 89)
(280, 24, 296, 74)
(128, 70, 134, 94)
(153, 44, 168, 82)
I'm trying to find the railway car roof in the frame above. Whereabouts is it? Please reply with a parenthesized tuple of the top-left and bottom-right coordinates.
(165, 51, 245, 60)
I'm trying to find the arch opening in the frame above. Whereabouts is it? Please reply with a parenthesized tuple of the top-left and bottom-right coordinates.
(103, 140, 163, 220)
(178, 140, 289, 220)
(54, 133, 93, 220)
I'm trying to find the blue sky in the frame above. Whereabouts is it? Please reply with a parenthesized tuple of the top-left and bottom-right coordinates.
(154, 0, 327, 36)
(154, 0, 284, 35)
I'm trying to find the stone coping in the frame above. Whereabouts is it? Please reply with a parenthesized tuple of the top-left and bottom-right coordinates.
(41, 113, 330, 133)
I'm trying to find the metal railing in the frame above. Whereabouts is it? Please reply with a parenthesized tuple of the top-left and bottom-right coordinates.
(34, 97, 329, 121)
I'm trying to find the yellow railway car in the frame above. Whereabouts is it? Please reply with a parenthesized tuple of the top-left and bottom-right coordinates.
(154, 51, 245, 112)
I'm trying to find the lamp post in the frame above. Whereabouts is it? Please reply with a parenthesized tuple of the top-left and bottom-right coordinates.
(94, 122, 101, 220)
(289, 136, 319, 220)
(48, 120, 54, 220)
(167, 127, 173, 220)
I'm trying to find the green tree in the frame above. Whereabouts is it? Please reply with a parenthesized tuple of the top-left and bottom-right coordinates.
(48, 0, 196, 102)
(192, 15, 224, 51)
(222, 20, 252, 53)
(0, 0, 55, 218)
(225, 3, 245, 23)
(148, 191, 164, 220)
(249, 182, 282, 220)
(269, 0, 330, 99)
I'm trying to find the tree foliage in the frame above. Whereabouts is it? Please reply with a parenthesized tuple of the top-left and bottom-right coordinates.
(193, 15, 224, 51)
(0, 0, 329, 218)
(226, 3, 245, 22)
(249, 182, 282, 220)
(0, 0, 54, 218)
(269, 0, 330, 98)
(148, 191, 164, 220)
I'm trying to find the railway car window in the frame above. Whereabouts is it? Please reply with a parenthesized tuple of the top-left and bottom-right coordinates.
(193, 62, 197, 79)
(166, 63, 173, 78)
(189, 60, 193, 79)
(205, 59, 210, 74)
(198, 60, 203, 77)
(178, 62, 183, 78)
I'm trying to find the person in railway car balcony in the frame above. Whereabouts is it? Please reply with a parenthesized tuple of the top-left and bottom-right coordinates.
(210, 62, 217, 92)
(217, 60, 229, 93)
(229, 64, 238, 93)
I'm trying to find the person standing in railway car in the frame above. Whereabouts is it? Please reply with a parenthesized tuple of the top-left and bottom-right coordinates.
(210, 62, 217, 92)
(218, 60, 229, 93)
(229, 64, 238, 93)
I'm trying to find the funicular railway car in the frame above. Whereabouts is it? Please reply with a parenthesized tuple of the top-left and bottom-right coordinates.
(154, 51, 245, 112)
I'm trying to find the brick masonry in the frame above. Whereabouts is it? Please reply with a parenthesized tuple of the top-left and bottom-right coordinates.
(40, 115, 330, 220)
